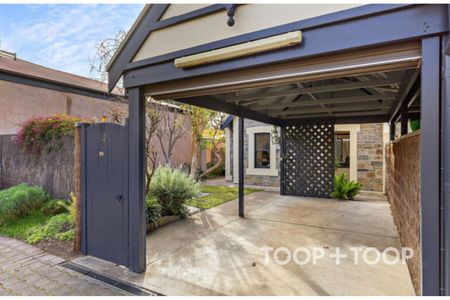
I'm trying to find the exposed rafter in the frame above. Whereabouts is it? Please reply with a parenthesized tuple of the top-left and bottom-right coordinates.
(224, 77, 403, 103)
(388, 68, 420, 122)
(282, 110, 389, 119)
(271, 103, 392, 117)
(248, 94, 395, 111)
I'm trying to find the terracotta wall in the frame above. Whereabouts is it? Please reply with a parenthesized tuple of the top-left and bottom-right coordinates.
(385, 131, 421, 295)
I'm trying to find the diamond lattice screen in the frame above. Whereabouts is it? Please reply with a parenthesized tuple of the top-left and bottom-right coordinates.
(281, 119, 335, 198)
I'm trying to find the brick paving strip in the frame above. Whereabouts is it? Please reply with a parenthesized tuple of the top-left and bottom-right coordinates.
(0, 236, 130, 296)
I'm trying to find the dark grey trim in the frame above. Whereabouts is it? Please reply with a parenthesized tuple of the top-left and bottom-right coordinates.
(220, 115, 234, 130)
(445, 5, 450, 56)
(389, 121, 395, 141)
(0, 71, 119, 101)
(441, 33, 450, 295)
(108, 4, 169, 91)
(123, 5, 447, 88)
(78, 122, 90, 255)
(174, 96, 283, 126)
(127, 87, 146, 273)
(238, 117, 244, 217)
(280, 126, 286, 196)
(400, 99, 408, 135)
(420, 36, 441, 296)
(124, 4, 411, 72)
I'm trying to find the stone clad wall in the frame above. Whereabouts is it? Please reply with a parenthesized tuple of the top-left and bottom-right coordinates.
(357, 123, 384, 191)
(385, 131, 421, 295)
(228, 121, 386, 189)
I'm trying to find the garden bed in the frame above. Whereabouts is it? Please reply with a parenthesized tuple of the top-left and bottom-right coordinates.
(0, 184, 75, 258)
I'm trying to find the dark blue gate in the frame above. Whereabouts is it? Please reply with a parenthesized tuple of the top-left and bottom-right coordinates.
(79, 122, 129, 267)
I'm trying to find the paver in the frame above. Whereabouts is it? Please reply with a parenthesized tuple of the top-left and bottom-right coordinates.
(0, 237, 130, 296)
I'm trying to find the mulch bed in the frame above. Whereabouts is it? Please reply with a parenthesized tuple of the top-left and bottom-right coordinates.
(34, 238, 78, 261)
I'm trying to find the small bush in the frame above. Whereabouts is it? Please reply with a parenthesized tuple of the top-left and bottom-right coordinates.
(0, 184, 48, 224)
(14, 114, 90, 153)
(68, 192, 77, 225)
(330, 173, 361, 200)
(25, 213, 73, 244)
(41, 199, 70, 216)
(150, 166, 200, 216)
(146, 196, 161, 227)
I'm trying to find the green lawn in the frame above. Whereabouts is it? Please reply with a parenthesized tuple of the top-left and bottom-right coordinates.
(186, 185, 261, 209)
(0, 209, 73, 244)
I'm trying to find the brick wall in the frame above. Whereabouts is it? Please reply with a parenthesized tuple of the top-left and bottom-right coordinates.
(357, 123, 384, 191)
(385, 131, 421, 295)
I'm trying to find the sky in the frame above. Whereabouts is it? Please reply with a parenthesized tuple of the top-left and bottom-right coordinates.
(0, 4, 143, 79)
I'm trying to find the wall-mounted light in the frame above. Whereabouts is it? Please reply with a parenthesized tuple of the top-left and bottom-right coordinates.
(226, 4, 237, 27)
(174, 31, 303, 69)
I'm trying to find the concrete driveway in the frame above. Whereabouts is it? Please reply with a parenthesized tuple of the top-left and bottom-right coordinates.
(74, 191, 415, 296)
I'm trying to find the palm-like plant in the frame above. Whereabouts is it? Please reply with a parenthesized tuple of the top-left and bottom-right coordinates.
(330, 173, 361, 200)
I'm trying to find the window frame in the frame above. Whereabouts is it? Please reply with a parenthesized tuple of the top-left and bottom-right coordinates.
(254, 132, 271, 169)
(245, 125, 278, 176)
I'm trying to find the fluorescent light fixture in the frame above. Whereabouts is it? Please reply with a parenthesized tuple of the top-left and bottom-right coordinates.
(174, 31, 302, 69)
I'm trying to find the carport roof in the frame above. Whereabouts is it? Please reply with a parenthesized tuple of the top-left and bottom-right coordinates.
(107, 4, 447, 125)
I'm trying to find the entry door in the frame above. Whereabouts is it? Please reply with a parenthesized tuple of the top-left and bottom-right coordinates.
(83, 123, 129, 267)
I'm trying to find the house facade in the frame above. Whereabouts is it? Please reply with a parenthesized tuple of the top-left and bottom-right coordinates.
(224, 116, 389, 192)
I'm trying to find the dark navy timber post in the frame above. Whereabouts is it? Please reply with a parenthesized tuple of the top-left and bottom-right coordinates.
(442, 33, 450, 295)
(128, 87, 147, 273)
(420, 36, 441, 295)
(238, 117, 244, 217)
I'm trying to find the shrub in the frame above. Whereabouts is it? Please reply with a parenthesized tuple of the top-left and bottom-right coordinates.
(410, 119, 420, 132)
(41, 199, 70, 216)
(25, 213, 74, 244)
(330, 173, 361, 200)
(146, 196, 161, 227)
(0, 184, 48, 224)
(14, 114, 90, 153)
(150, 166, 200, 216)
(68, 192, 77, 225)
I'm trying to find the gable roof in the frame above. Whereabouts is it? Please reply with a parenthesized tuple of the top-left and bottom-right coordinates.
(0, 50, 122, 100)
(106, 4, 232, 92)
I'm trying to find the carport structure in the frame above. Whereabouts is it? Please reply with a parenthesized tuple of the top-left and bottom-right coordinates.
(106, 4, 450, 295)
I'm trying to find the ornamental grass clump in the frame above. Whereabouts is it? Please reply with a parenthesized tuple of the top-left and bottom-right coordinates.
(150, 166, 200, 216)
(14, 114, 90, 153)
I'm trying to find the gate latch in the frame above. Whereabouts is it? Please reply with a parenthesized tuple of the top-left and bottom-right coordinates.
(116, 194, 123, 202)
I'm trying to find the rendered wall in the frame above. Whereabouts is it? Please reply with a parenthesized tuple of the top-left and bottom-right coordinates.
(385, 131, 421, 295)
(0, 80, 124, 135)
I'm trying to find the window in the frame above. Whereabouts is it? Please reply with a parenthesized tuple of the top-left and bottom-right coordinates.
(254, 133, 270, 168)
(335, 132, 350, 168)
